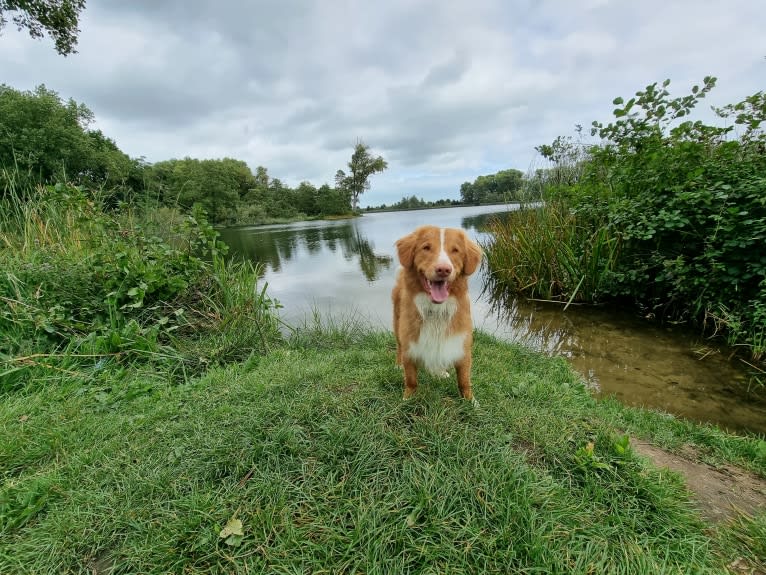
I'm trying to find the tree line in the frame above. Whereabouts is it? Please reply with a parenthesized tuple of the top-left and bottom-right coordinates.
(0, 84, 389, 225)
(459, 168, 527, 205)
(1, 83, 540, 226)
(367, 196, 462, 211)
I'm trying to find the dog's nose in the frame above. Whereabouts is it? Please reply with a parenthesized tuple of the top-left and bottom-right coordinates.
(435, 264, 452, 277)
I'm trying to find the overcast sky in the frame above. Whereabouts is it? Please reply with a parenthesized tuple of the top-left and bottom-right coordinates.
(2, 0, 765, 206)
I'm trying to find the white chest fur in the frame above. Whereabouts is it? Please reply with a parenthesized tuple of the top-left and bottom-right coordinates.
(407, 293, 467, 375)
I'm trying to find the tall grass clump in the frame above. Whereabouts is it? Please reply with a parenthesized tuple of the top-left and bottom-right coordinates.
(484, 201, 620, 305)
(0, 179, 282, 391)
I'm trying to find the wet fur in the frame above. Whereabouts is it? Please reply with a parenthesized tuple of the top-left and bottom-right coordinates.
(392, 226, 482, 400)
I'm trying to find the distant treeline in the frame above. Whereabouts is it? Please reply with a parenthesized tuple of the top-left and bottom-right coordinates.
(0, 85, 359, 225)
(369, 168, 542, 211)
(366, 196, 462, 211)
(459, 168, 528, 204)
(1, 84, 538, 226)
(146, 159, 350, 224)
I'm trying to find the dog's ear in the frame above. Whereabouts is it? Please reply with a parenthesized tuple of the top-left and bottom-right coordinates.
(395, 232, 417, 269)
(462, 234, 483, 276)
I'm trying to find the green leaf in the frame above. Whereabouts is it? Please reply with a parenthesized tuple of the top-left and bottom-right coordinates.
(219, 516, 244, 546)
(613, 435, 631, 456)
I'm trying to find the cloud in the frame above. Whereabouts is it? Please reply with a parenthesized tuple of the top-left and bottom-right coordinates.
(1, 0, 764, 205)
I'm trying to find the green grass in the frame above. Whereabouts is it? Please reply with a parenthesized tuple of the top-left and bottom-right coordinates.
(2, 329, 764, 574)
(2, 179, 764, 573)
(0, 181, 283, 392)
(483, 202, 620, 305)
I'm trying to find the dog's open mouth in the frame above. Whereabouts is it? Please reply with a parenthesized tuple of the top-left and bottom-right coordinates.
(421, 275, 450, 304)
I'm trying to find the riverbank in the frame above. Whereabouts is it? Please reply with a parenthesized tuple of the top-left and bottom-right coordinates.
(216, 204, 766, 434)
(221, 212, 358, 228)
(2, 188, 764, 573)
(221, 202, 510, 226)
(2, 325, 764, 573)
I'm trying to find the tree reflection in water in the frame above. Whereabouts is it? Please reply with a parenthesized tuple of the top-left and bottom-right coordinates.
(217, 220, 392, 282)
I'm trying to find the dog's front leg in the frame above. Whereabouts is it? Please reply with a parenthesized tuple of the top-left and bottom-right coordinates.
(402, 359, 419, 399)
(455, 360, 473, 401)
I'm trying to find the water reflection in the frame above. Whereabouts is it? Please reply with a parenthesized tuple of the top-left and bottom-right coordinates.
(484, 290, 766, 435)
(461, 210, 514, 233)
(219, 220, 392, 281)
(349, 230, 393, 282)
(218, 206, 766, 435)
(486, 294, 578, 358)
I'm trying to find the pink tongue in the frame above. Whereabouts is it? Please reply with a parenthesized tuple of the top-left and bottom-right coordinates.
(430, 281, 449, 303)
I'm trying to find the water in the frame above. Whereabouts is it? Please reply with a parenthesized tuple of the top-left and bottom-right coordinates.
(219, 206, 766, 435)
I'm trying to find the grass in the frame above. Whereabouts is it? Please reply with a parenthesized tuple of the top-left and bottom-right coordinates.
(0, 181, 283, 392)
(483, 202, 620, 305)
(2, 328, 764, 574)
(2, 179, 765, 573)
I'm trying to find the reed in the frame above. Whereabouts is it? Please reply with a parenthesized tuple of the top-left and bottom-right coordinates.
(483, 202, 620, 305)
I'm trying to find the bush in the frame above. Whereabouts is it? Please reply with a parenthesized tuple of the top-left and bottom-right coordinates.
(486, 78, 766, 360)
(0, 183, 282, 391)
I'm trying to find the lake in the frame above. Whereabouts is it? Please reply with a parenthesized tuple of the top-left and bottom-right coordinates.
(219, 205, 766, 435)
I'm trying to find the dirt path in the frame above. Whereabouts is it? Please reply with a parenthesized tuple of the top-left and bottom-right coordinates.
(632, 440, 766, 524)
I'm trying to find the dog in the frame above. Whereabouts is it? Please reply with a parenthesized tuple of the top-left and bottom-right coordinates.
(392, 226, 483, 400)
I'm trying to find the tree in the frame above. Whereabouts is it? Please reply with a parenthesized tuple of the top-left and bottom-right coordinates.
(312, 183, 349, 216)
(459, 181, 474, 204)
(0, 0, 86, 56)
(0, 84, 134, 194)
(459, 168, 524, 204)
(335, 141, 388, 211)
(295, 181, 319, 216)
(144, 157, 255, 223)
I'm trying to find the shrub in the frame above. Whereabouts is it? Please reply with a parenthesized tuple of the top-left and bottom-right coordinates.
(486, 78, 766, 361)
(0, 183, 282, 390)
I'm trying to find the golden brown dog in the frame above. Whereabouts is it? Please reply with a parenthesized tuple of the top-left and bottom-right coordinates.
(392, 226, 482, 400)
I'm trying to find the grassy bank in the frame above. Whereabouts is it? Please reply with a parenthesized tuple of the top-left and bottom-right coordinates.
(223, 212, 358, 228)
(2, 326, 765, 573)
(2, 181, 765, 573)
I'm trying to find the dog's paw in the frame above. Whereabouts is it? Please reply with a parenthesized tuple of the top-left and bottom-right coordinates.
(470, 396, 480, 408)
(437, 370, 450, 379)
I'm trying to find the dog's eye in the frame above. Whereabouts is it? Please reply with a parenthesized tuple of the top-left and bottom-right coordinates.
(451, 247, 460, 254)
(422, 244, 431, 251)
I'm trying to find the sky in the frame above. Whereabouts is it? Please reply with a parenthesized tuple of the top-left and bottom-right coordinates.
(2, 0, 765, 207)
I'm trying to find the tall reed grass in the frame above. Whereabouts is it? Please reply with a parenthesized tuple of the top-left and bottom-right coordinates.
(0, 180, 99, 255)
(483, 202, 620, 306)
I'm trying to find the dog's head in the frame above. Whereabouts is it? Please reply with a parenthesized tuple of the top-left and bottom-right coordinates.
(395, 226, 482, 304)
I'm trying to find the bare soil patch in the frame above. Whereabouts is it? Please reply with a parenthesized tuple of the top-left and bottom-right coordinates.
(632, 440, 766, 524)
